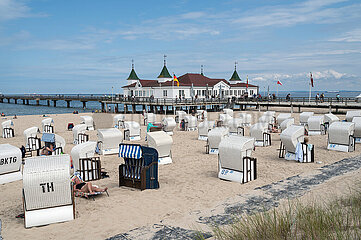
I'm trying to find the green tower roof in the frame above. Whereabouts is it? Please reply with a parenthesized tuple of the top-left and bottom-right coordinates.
(229, 69, 241, 81)
(157, 65, 172, 78)
(127, 68, 140, 80)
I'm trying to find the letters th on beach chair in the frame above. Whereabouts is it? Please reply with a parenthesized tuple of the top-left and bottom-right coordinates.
(118, 143, 159, 190)
(22, 155, 75, 228)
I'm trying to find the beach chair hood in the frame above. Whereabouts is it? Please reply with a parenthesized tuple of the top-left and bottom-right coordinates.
(280, 125, 305, 153)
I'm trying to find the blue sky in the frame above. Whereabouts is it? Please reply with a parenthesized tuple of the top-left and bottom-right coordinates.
(0, 0, 360, 94)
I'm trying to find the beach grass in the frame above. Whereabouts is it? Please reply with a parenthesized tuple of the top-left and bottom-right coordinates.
(199, 186, 361, 240)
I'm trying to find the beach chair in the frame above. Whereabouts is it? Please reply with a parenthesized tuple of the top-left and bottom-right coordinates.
(227, 118, 245, 136)
(0, 144, 22, 184)
(327, 122, 355, 152)
(218, 113, 233, 127)
(279, 125, 314, 162)
(41, 133, 65, 155)
(258, 115, 273, 129)
(113, 114, 125, 128)
(299, 112, 314, 126)
(80, 116, 94, 130)
(96, 128, 123, 155)
(71, 141, 101, 181)
(22, 155, 74, 228)
(276, 113, 292, 127)
(262, 111, 276, 125)
(72, 124, 88, 144)
(353, 117, 361, 143)
(238, 113, 252, 127)
(218, 136, 257, 183)
(198, 120, 215, 140)
(196, 110, 207, 120)
(206, 127, 229, 154)
(223, 108, 233, 117)
(118, 143, 159, 190)
(41, 118, 54, 133)
(1, 120, 14, 138)
(175, 111, 187, 123)
(147, 131, 173, 165)
(71, 173, 108, 201)
(162, 117, 176, 135)
(250, 122, 271, 147)
(24, 127, 41, 157)
(324, 113, 339, 130)
(346, 110, 361, 122)
(184, 116, 197, 131)
(280, 118, 295, 131)
(144, 113, 156, 126)
(123, 121, 141, 141)
(307, 116, 326, 135)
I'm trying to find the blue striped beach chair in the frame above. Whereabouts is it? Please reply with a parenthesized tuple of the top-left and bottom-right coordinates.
(118, 143, 159, 190)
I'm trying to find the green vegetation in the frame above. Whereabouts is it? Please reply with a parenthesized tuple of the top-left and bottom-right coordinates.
(204, 188, 361, 239)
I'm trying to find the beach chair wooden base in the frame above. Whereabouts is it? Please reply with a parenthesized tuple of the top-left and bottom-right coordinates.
(79, 157, 101, 181)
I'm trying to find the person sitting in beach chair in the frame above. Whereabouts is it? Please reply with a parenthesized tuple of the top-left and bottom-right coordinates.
(71, 173, 108, 197)
(41, 142, 54, 155)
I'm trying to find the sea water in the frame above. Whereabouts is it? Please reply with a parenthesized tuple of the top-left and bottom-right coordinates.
(0, 91, 360, 116)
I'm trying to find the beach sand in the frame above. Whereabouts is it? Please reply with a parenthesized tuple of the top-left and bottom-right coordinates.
(0, 108, 361, 239)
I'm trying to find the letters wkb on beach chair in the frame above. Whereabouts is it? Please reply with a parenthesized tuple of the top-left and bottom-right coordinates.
(218, 136, 257, 184)
(22, 155, 74, 228)
(0, 144, 22, 184)
(118, 143, 159, 190)
(2, 120, 14, 138)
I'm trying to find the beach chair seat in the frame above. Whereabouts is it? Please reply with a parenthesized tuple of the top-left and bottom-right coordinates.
(206, 127, 229, 154)
(96, 128, 123, 155)
(118, 144, 159, 190)
(327, 122, 355, 152)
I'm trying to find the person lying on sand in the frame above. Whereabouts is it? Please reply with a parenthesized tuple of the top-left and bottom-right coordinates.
(72, 173, 108, 195)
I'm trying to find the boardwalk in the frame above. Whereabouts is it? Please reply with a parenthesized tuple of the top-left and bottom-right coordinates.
(1, 94, 360, 113)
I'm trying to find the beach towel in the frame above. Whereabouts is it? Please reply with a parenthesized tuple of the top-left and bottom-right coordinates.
(147, 123, 155, 132)
(295, 142, 303, 162)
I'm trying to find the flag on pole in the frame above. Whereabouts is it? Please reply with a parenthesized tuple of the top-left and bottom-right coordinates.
(173, 74, 179, 87)
(277, 80, 283, 86)
(310, 72, 314, 87)
(246, 75, 249, 88)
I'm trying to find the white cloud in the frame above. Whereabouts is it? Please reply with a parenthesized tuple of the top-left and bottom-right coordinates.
(330, 28, 361, 42)
(0, 0, 46, 21)
(180, 11, 206, 19)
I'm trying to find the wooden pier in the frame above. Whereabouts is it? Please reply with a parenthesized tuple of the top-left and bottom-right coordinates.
(0, 94, 360, 114)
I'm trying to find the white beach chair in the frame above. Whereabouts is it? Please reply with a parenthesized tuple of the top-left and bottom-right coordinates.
(175, 110, 187, 123)
(71, 141, 100, 181)
(206, 127, 229, 154)
(276, 113, 292, 127)
(1, 120, 14, 138)
(198, 120, 215, 140)
(327, 122, 355, 152)
(147, 131, 173, 165)
(0, 144, 22, 184)
(196, 110, 207, 120)
(41, 118, 54, 133)
(144, 113, 156, 126)
(124, 121, 141, 141)
(279, 125, 314, 162)
(162, 117, 176, 135)
(227, 118, 245, 136)
(218, 113, 233, 127)
(96, 128, 123, 155)
(239, 113, 252, 127)
(22, 155, 74, 228)
(72, 124, 88, 144)
(113, 114, 125, 128)
(324, 113, 339, 130)
(353, 117, 361, 143)
(307, 116, 326, 135)
(280, 118, 295, 131)
(218, 136, 256, 183)
(80, 116, 94, 130)
(299, 112, 314, 126)
(250, 122, 271, 147)
(23, 127, 41, 156)
(223, 108, 233, 117)
(345, 110, 361, 122)
(184, 116, 197, 131)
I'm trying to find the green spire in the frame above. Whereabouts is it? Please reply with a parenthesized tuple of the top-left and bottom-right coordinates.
(157, 55, 172, 78)
(127, 60, 140, 80)
(229, 61, 241, 81)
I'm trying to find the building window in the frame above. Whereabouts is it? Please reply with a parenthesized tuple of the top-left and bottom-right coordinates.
(241, 90, 245, 94)
(197, 90, 201, 96)
(238, 90, 242, 95)
(143, 91, 146, 97)
(250, 90, 254, 95)
(163, 90, 167, 97)
(225, 90, 229, 95)
(179, 90, 184, 96)
(230, 90, 233, 95)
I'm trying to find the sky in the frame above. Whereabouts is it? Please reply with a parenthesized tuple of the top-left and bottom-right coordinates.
(0, 0, 360, 94)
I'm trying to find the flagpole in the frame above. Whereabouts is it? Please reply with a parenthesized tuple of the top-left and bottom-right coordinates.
(308, 72, 312, 103)
(172, 73, 175, 116)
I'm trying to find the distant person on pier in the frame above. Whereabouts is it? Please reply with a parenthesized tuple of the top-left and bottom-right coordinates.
(336, 93, 340, 102)
(320, 93, 325, 103)
(286, 93, 291, 101)
(315, 93, 320, 103)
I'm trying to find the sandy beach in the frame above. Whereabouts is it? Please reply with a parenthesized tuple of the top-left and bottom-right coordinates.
(1, 108, 361, 239)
